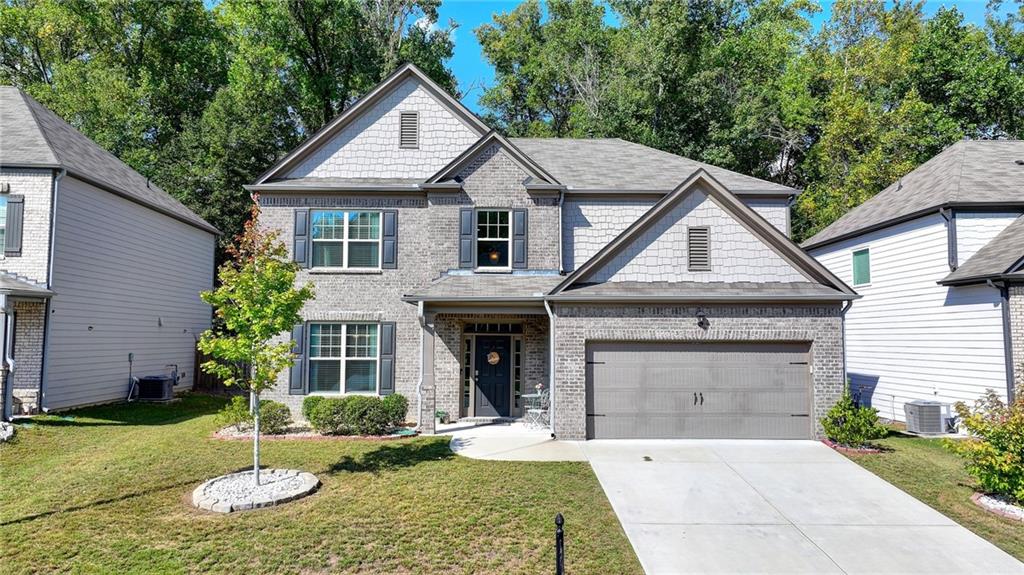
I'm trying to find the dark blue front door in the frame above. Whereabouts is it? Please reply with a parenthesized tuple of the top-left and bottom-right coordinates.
(474, 335, 511, 417)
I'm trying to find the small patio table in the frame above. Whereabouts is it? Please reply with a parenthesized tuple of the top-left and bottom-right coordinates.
(521, 392, 548, 428)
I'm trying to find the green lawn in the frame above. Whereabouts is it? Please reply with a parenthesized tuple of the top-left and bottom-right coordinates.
(0, 395, 641, 574)
(843, 431, 1024, 562)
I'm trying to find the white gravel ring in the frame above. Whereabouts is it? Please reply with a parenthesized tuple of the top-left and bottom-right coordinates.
(192, 469, 320, 513)
(972, 493, 1024, 522)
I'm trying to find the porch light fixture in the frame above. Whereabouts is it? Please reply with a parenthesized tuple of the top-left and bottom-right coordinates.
(488, 248, 501, 263)
(696, 310, 710, 330)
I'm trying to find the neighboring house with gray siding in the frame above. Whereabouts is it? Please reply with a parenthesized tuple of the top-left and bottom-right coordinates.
(249, 64, 856, 441)
(804, 140, 1024, 422)
(0, 87, 217, 417)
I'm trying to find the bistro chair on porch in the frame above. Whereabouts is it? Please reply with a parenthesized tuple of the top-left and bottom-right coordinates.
(524, 388, 549, 429)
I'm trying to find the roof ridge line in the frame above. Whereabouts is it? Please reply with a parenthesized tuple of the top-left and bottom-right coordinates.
(17, 89, 60, 165)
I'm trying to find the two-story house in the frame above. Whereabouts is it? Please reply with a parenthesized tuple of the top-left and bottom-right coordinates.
(0, 87, 217, 418)
(805, 141, 1024, 422)
(250, 64, 857, 441)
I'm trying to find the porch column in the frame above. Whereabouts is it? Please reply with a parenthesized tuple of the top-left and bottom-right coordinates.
(419, 312, 436, 435)
(1, 295, 12, 422)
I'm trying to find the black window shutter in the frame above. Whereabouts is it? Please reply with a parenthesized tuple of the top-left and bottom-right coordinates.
(382, 210, 398, 269)
(379, 322, 396, 395)
(293, 209, 309, 267)
(512, 208, 527, 269)
(5, 195, 24, 257)
(459, 208, 475, 269)
(289, 323, 306, 395)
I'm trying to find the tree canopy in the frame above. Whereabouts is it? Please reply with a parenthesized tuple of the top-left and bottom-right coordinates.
(2, 0, 1023, 246)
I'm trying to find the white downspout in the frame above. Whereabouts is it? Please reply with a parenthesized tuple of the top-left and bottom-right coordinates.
(415, 300, 425, 432)
(544, 299, 556, 438)
(0, 294, 11, 422)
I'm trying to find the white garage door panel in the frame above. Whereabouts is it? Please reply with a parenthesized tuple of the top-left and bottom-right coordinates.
(586, 341, 813, 439)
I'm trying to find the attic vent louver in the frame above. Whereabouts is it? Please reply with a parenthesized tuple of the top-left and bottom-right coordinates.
(687, 227, 711, 271)
(399, 111, 419, 149)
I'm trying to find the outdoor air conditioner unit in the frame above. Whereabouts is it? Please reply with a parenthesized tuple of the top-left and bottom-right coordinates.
(904, 400, 950, 435)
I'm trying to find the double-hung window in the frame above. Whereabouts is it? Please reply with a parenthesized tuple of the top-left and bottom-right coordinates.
(310, 211, 381, 269)
(476, 210, 511, 269)
(308, 323, 380, 394)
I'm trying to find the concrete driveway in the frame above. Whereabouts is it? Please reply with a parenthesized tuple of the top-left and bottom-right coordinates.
(582, 440, 1024, 575)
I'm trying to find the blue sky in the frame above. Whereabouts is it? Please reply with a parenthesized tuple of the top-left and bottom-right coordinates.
(435, 0, 1001, 113)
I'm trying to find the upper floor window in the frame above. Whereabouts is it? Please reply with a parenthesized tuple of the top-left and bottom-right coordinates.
(852, 248, 871, 286)
(399, 111, 419, 149)
(0, 196, 7, 253)
(308, 323, 379, 394)
(311, 210, 381, 269)
(476, 210, 510, 269)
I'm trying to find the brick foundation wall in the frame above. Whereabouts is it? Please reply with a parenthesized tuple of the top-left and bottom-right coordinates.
(551, 303, 846, 440)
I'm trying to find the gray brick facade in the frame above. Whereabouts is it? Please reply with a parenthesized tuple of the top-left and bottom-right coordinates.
(550, 303, 846, 440)
(1007, 284, 1024, 395)
(10, 300, 45, 414)
(261, 144, 561, 422)
(0, 168, 54, 285)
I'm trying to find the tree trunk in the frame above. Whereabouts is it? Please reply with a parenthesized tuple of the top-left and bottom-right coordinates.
(252, 389, 261, 486)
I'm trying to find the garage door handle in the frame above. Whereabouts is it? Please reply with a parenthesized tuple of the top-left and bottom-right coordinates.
(699, 392, 704, 406)
(693, 393, 698, 406)
(587, 413, 606, 417)
(790, 414, 809, 417)
(586, 361, 605, 365)
(789, 361, 808, 365)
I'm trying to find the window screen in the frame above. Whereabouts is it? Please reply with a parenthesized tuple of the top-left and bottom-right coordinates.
(852, 248, 871, 285)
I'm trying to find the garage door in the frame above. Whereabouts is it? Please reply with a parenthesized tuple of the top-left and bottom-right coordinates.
(585, 341, 813, 439)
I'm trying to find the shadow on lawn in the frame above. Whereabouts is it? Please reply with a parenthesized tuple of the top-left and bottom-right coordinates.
(26, 395, 226, 428)
(325, 440, 453, 475)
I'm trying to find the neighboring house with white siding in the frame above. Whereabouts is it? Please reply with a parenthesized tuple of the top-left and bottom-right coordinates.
(247, 64, 856, 442)
(804, 140, 1024, 421)
(0, 87, 218, 418)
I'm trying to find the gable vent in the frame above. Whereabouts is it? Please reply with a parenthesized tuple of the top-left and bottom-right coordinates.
(399, 111, 419, 149)
(688, 227, 711, 271)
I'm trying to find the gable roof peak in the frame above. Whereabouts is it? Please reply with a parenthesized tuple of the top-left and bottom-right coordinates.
(254, 62, 490, 185)
(550, 169, 856, 297)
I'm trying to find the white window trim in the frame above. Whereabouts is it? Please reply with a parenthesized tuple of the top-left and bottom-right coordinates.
(474, 209, 512, 271)
(310, 210, 383, 270)
(307, 322, 381, 395)
(851, 246, 871, 287)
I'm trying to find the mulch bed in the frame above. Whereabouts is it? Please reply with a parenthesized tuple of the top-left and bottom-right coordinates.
(822, 438, 884, 454)
(212, 426, 418, 442)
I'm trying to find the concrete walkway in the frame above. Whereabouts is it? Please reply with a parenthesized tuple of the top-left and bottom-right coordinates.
(444, 426, 1024, 574)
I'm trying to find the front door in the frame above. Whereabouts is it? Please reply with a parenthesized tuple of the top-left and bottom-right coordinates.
(474, 335, 511, 417)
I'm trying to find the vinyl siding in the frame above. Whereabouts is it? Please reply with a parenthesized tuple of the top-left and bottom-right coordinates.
(43, 176, 215, 410)
(811, 214, 1008, 422)
(956, 211, 1020, 265)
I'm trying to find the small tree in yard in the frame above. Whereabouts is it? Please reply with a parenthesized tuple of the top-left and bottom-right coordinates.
(198, 202, 313, 486)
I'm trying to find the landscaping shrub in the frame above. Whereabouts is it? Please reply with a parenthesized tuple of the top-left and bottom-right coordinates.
(301, 395, 325, 421)
(381, 394, 409, 426)
(303, 395, 401, 435)
(342, 395, 391, 435)
(258, 400, 293, 435)
(216, 395, 252, 431)
(946, 390, 1024, 503)
(306, 396, 349, 434)
(216, 396, 292, 434)
(821, 390, 888, 447)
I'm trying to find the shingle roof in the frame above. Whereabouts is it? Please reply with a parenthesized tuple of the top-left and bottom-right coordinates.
(941, 215, 1024, 285)
(0, 271, 52, 298)
(509, 138, 796, 194)
(803, 140, 1024, 249)
(554, 281, 852, 301)
(403, 273, 563, 301)
(0, 87, 218, 234)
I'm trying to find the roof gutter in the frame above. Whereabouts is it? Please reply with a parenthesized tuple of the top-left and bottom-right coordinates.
(805, 201, 1024, 251)
(545, 293, 860, 303)
(244, 183, 425, 193)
